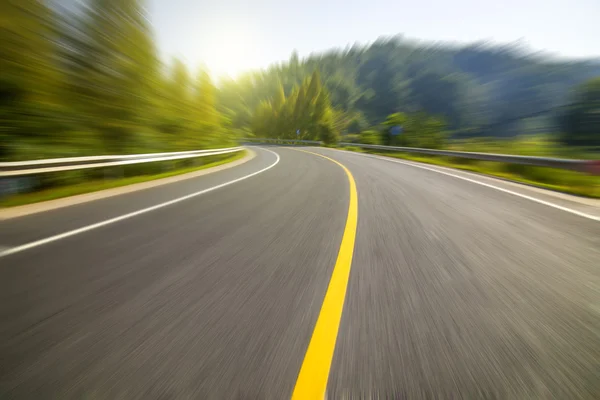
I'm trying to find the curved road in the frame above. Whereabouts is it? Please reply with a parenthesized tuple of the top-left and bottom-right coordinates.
(1, 146, 599, 399)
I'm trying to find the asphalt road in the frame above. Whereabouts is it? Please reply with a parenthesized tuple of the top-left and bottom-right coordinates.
(1, 146, 599, 399)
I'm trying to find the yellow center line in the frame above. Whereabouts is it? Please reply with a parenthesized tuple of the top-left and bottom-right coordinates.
(288, 148, 358, 400)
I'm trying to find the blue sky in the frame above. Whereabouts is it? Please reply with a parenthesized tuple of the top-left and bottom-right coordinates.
(148, 0, 600, 77)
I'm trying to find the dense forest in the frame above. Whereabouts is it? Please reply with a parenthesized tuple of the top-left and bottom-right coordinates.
(2, 1, 600, 164)
(219, 37, 600, 144)
(1, 0, 235, 162)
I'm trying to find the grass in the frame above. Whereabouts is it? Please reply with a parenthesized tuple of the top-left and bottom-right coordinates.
(339, 147, 600, 198)
(0, 150, 247, 208)
(448, 135, 599, 160)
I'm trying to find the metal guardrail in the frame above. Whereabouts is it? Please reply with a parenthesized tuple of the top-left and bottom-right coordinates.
(242, 138, 599, 174)
(243, 138, 323, 146)
(0, 147, 244, 177)
(339, 143, 600, 174)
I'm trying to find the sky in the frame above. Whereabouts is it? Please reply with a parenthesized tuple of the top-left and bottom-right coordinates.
(148, 0, 600, 78)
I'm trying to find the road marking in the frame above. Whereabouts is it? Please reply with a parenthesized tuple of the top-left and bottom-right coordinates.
(289, 149, 358, 400)
(331, 149, 600, 222)
(0, 148, 280, 259)
(0, 149, 257, 221)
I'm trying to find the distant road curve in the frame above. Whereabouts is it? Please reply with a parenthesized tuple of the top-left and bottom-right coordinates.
(329, 147, 600, 221)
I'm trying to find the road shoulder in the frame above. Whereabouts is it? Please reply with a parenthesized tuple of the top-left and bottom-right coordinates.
(325, 148, 600, 221)
(0, 149, 255, 221)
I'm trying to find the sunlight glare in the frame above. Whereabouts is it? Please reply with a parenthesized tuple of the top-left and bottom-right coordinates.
(203, 26, 263, 79)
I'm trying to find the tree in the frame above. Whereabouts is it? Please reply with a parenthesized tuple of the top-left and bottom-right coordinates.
(305, 70, 322, 104)
(171, 59, 192, 112)
(408, 72, 465, 129)
(313, 87, 337, 144)
(355, 51, 406, 124)
(0, 0, 65, 160)
(359, 130, 383, 145)
(311, 87, 330, 125)
(222, 36, 600, 140)
(194, 70, 221, 147)
(71, 0, 159, 153)
(419, 115, 447, 149)
(248, 68, 339, 143)
(1, 0, 235, 166)
(8, 5, 600, 166)
(281, 85, 298, 136)
(292, 83, 307, 136)
(272, 82, 286, 111)
(381, 112, 446, 148)
(560, 77, 600, 147)
(382, 112, 407, 145)
(347, 115, 368, 134)
(156, 58, 192, 145)
(251, 101, 274, 138)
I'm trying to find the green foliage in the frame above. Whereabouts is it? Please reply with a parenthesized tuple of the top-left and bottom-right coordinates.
(380, 112, 447, 148)
(359, 130, 383, 145)
(346, 115, 368, 134)
(219, 36, 600, 143)
(1, 0, 234, 162)
(0, 0, 65, 159)
(250, 69, 338, 143)
(194, 70, 223, 147)
(383, 112, 407, 128)
(559, 77, 600, 147)
(4, 2, 599, 169)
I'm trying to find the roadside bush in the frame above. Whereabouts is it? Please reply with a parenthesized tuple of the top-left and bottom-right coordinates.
(359, 130, 383, 145)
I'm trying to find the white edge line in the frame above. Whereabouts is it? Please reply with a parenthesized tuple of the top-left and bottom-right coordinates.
(331, 148, 600, 222)
(0, 148, 280, 258)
